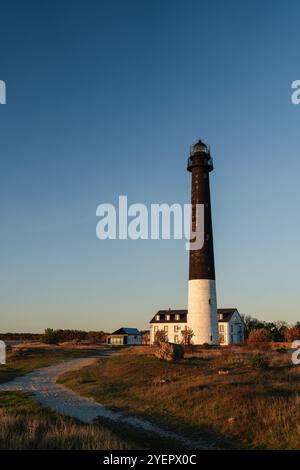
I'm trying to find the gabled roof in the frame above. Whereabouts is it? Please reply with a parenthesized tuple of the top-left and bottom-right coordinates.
(150, 308, 240, 324)
(218, 308, 238, 322)
(150, 310, 188, 323)
(110, 328, 140, 336)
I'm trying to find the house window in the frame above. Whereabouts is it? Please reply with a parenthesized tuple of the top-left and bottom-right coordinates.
(174, 325, 180, 332)
(164, 326, 168, 332)
(209, 298, 211, 305)
(154, 326, 158, 332)
(175, 314, 180, 321)
(156, 315, 160, 321)
(110, 337, 123, 345)
(174, 335, 179, 343)
(166, 314, 170, 321)
(219, 324, 224, 333)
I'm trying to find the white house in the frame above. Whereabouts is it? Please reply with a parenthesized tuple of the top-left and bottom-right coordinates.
(149, 308, 245, 345)
(107, 328, 142, 346)
(218, 309, 245, 345)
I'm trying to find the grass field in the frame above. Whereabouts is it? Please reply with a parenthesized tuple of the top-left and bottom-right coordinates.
(0, 392, 133, 449)
(58, 345, 300, 450)
(0, 343, 107, 384)
(0, 343, 137, 449)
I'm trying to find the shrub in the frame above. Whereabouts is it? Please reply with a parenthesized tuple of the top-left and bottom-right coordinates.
(283, 326, 300, 342)
(276, 347, 288, 354)
(154, 329, 166, 345)
(154, 342, 184, 362)
(247, 328, 272, 344)
(42, 328, 61, 345)
(249, 354, 269, 370)
(181, 327, 194, 346)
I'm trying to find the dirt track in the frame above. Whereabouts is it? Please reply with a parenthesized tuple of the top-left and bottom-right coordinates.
(0, 356, 216, 449)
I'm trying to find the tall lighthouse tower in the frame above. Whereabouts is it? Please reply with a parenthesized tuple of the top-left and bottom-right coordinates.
(187, 139, 219, 345)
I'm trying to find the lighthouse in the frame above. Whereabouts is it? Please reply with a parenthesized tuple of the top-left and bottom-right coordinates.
(187, 139, 219, 345)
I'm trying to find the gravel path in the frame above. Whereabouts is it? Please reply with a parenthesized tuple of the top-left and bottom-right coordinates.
(0, 356, 215, 449)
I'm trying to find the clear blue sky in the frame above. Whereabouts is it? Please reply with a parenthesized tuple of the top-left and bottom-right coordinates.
(0, 0, 299, 332)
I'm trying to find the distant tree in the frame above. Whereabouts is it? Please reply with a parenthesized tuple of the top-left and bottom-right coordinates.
(264, 322, 282, 342)
(87, 331, 107, 343)
(247, 328, 272, 344)
(241, 315, 289, 342)
(141, 330, 150, 345)
(154, 329, 166, 345)
(283, 325, 300, 342)
(42, 328, 61, 345)
(0, 332, 40, 341)
(273, 321, 289, 342)
(274, 320, 289, 331)
(181, 327, 194, 346)
(241, 315, 264, 337)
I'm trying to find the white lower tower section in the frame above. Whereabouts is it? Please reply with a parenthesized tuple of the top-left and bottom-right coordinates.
(187, 279, 219, 345)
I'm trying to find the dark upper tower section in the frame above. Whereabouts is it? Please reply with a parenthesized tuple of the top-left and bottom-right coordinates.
(187, 139, 215, 280)
(187, 139, 214, 172)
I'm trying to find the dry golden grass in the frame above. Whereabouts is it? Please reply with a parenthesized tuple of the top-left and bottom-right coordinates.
(59, 345, 300, 449)
(0, 392, 132, 450)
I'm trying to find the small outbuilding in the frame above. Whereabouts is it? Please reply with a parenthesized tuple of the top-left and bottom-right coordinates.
(218, 309, 245, 345)
(107, 328, 141, 346)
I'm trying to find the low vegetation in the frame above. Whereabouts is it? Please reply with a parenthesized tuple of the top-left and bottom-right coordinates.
(0, 343, 108, 384)
(154, 342, 184, 362)
(241, 315, 300, 342)
(42, 328, 107, 344)
(0, 392, 132, 449)
(58, 344, 300, 450)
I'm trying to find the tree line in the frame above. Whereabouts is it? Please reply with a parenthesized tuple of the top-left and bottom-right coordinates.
(0, 329, 108, 344)
(241, 315, 300, 342)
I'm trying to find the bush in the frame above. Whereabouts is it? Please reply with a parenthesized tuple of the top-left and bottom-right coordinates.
(154, 342, 184, 362)
(283, 326, 300, 342)
(248, 328, 272, 344)
(249, 354, 269, 370)
(42, 329, 61, 345)
(276, 347, 288, 354)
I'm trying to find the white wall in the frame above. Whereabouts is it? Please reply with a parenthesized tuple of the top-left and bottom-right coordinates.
(150, 323, 187, 344)
(219, 312, 245, 345)
(187, 279, 219, 345)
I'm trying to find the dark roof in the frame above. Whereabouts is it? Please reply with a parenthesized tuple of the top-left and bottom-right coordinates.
(150, 310, 188, 323)
(218, 309, 238, 322)
(150, 309, 239, 323)
(110, 328, 140, 336)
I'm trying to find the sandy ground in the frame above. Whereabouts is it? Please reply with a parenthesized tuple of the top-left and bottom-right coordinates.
(0, 356, 216, 449)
